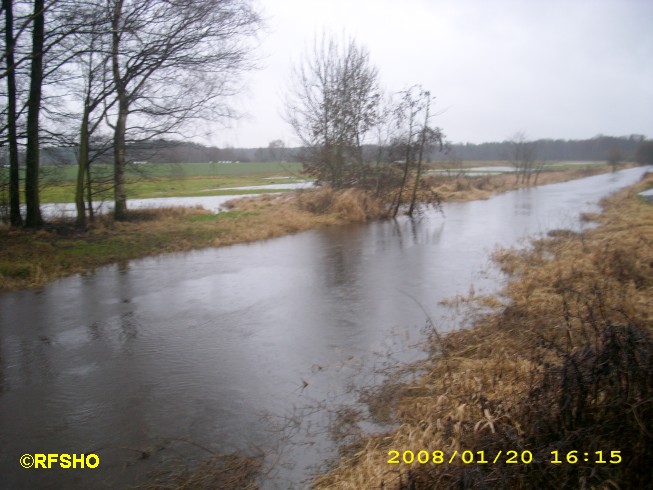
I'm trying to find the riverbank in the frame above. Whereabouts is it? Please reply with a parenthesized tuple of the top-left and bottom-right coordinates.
(312, 172, 653, 489)
(0, 165, 630, 291)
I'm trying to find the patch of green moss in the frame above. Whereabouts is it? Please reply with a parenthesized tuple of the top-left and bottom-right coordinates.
(0, 263, 33, 279)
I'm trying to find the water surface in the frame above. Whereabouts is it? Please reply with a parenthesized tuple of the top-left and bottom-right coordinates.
(0, 167, 649, 489)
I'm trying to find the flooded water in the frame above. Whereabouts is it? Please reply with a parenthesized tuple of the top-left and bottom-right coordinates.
(39, 182, 315, 219)
(40, 194, 253, 219)
(211, 182, 315, 191)
(0, 167, 650, 489)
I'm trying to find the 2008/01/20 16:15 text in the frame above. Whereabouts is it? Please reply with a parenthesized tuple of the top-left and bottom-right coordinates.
(387, 450, 622, 465)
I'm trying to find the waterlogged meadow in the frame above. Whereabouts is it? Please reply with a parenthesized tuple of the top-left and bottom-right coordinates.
(32, 161, 306, 203)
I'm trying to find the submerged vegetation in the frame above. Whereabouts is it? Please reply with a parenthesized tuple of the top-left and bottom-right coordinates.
(312, 172, 653, 489)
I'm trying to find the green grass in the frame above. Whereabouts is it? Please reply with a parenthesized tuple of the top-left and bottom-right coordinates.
(541, 161, 607, 170)
(31, 161, 307, 203)
(38, 179, 302, 203)
(0, 262, 32, 279)
(39, 161, 304, 182)
(185, 210, 258, 222)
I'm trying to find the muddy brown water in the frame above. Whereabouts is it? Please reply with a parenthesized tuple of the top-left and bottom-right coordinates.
(0, 167, 650, 489)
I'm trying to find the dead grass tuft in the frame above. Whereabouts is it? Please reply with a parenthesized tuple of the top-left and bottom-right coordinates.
(296, 187, 388, 221)
(138, 452, 262, 490)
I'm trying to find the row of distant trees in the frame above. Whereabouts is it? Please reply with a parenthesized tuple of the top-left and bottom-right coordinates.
(448, 134, 650, 163)
(497, 133, 653, 183)
(1, 0, 262, 228)
(7, 134, 650, 167)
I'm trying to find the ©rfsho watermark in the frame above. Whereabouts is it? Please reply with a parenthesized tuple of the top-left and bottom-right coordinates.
(20, 453, 100, 469)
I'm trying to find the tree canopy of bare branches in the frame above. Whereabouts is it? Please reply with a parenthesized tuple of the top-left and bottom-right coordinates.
(390, 85, 444, 217)
(285, 35, 445, 216)
(1, 0, 262, 226)
(107, 0, 262, 220)
(286, 34, 381, 189)
(507, 131, 545, 185)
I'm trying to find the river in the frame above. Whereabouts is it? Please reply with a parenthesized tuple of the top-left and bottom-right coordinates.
(0, 167, 649, 489)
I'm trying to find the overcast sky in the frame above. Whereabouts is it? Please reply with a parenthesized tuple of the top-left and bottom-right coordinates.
(205, 0, 652, 148)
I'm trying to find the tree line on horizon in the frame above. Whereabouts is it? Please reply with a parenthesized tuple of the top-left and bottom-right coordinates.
(4, 133, 650, 167)
(56, 134, 653, 163)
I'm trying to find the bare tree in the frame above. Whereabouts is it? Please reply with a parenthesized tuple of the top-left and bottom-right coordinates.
(2, 0, 107, 227)
(65, 1, 114, 227)
(2, 0, 22, 225)
(286, 39, 446, 217)
(391, 86, 422, 217)
(507, 131, 537, 185)
(532, 157, 547, 185)
(107, 0, 261, 220)
(391, 86, 443, 217)
(23, 0, 45, 228)
(22, 0, 77, 227)
(635, 140, 653, 165)
(607, 147, 621, 172)
(267, 138, 285, 162)
(286, 34, 380, 189)
(369, 94, 399, 197)
(408, 91, 443, 216)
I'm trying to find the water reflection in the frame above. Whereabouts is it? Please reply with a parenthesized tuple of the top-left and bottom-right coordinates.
(0, 166, 650, 489)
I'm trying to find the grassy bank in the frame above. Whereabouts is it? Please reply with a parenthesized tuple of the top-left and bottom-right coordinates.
(0, 165, 633, 291)
(312, 172, 653, 489)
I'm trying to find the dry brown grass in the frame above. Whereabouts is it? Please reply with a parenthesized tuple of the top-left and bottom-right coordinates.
(294, 187, 389, 221)
(313, 172, 653, 489)
(137, 452, 262, 490)
(428, 166, 622, 202)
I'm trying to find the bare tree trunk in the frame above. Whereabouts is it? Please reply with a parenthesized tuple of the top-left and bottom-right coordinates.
(3, 0, 22, 226)
(111, 0, 128, 221)
(86, 160, 94, 221)
(408, 92, 431, 217)
(75, 110, 90, 227)
(24, 0, 44, 228)
(113, 98, 128, 221)
(393, 143, 411, 218)
(407, 143, 424, 216)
